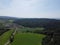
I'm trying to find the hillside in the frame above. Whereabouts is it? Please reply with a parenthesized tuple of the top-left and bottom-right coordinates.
(0, 16, 60, 45)
(14, 18, 60, 28)
(0, 16, 18, 20)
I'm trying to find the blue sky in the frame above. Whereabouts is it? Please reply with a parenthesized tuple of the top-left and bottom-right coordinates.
(0, 0, 60, 18)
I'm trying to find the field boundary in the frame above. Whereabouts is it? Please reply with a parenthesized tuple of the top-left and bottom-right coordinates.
(4, 30, 17, 45)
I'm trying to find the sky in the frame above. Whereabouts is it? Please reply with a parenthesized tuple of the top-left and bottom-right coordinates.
(0, 0, 60, 18)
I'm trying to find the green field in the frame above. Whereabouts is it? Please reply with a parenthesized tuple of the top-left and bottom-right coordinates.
(18, 27, 44, 32)
(0, 27, 45, 45)
(0, 30, 13, 45)
(11, 33, 45, 45)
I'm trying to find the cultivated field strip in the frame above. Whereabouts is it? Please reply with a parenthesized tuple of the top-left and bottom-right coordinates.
(4, 30, 17, 45)
(0, 30, 13, 45)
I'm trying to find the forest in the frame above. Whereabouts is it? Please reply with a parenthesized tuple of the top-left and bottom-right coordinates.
(0, 16, 60, 45)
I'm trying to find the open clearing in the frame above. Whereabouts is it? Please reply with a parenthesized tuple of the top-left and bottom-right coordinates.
(11, 33, 45, 45)
(0, 28, 45, 45)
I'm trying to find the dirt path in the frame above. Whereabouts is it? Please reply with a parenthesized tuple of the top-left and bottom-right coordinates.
(4, 30, 17, 45)
(4, 40, 10, 45)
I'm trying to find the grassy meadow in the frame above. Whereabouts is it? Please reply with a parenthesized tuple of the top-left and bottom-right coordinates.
(0, 30, 13, 45)
(11, 33, 45, 45)
(0, 27, 45, 45)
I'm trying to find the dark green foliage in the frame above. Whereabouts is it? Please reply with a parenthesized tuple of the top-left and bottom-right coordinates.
(0, 16, 60, 45)
(14, 18, 60, 28)
(0, 23, 10, 35)
(14, 18, 60, 45)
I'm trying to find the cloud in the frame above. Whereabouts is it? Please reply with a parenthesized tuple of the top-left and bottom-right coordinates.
(0, 0, 12, 9)
(0, 0, 60, 18)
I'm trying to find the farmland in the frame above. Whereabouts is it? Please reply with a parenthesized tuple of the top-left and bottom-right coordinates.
(0, 30, 13, 45)
(0, 27, 45, 45)
(11, 33, 45, 45)
(0, 17, 60, 45)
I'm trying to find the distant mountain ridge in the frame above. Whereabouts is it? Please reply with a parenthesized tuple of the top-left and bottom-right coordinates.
(0, 16, 60, 20)
(0, 16, 19, 20)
